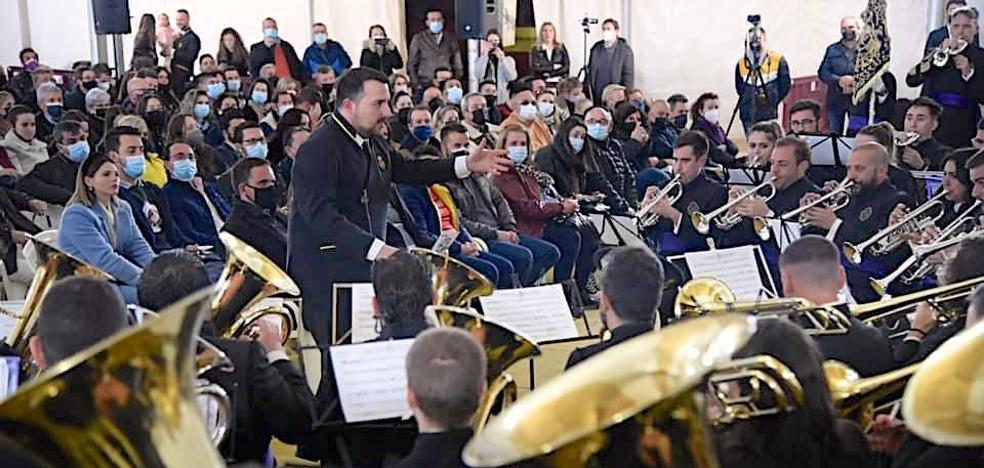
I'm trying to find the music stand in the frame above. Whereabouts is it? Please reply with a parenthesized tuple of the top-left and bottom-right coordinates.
(726, 167, 770, 186)
(330, 283, 381, 345)
(589, 213, 648, 248)
(802, 133, 855, 167)
(668, 245, 779, 299)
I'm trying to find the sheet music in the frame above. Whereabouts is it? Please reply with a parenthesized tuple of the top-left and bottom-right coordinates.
(0, 301, 22, 341)
(349, 284, 379, 343)
(0, 357, 19, 398)
(770, 220, 803, 251)
(330, 339, 414, 423)
(479, 284, 577, 343)
(685, 246, 766, 301)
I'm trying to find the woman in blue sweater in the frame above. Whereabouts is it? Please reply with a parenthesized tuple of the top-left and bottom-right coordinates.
(59, 153, 155, 303)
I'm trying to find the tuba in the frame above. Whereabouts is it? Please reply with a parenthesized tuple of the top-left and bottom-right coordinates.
(462, 314, 757, 468)
(902, 319, 984, 446)
(0, 288, 224, 467)
(825, 360, 920, 430)
(424, 305, 541, 433)
(213, 232, 300, 345)
(411, 247, 494, 306)
(5, 236, 114, 371)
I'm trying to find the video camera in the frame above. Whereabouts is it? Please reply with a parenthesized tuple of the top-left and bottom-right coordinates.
(581, 17, 599, 28)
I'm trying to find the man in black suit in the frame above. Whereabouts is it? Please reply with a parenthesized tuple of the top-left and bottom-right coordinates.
(778, 236, 894, 377)
(223, 157, 288, 269)
(902, 97, 952, 171)
(566, 246, 663, 369)
(171, 9, 201, 94)
(393, 327, 486, 468)
(924, 0, 979, 54)
(287, 67, 507, 348)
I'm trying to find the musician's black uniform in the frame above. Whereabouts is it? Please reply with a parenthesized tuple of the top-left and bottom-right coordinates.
(936, 199, 980, 231)
(644, 172, 727, 256)
(392, 428, 475, 468)
(906, 43, 984, 148)
(811, 304, 895, 377)
(565, 322, 652, 369)
(912, 137, 953, 171)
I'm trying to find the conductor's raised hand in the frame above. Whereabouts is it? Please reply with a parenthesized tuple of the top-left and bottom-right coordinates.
(465, 140, 511, 176)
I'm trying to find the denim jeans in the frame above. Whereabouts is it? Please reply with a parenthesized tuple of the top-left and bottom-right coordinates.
(543, 224, 600, 292)
(456, 253, 501, 289)
(488, 235, 560, 286)
(827, 108, 847, 136)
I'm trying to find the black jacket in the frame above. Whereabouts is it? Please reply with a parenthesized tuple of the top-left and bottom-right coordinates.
(249, 40, 306, 82)
(392, 428, 474, 468)
(588, 38, 634, 100)
(566, 322, 652, 369)
(647, 173, 728, 255)
(529, 44, 570, 79)
(813, 304, 895, 377)
(912, 137, 952, 171)
(906, 43, 984, 148)
(534, 139, 623, 206)
(16, 155, 79, 205)
(172, 29, 202, 75)
(359, 40, 405, 76)
(118, 180, 178, 253)
(223, 199, 288, 270)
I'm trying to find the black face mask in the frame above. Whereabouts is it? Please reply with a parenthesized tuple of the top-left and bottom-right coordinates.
(652, 117, 669, 129)
(144, 109, 166, 128)
(397, 108, 412, 126)
(428, 98, 444, 113)
(673, 114, 688, 129)
(321, 83, 334, 95)
(81, 80, 98, 91)
(472, 109, 487, 127)
(619, 121, 637, 134)
(484, 95, 496, 109)
(250, 184, 281, 211)
(842, 30, 857, 42)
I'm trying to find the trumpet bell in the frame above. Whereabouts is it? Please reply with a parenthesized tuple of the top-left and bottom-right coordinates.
(0, 288, 224, 467)
(412, 248, 494, 306)
(674, 277, 737, 318)
(752, 216, 770, 241)
(691, 211, 712, 235)
(843, 242, 862, 265)
(903, 320, 984, 446)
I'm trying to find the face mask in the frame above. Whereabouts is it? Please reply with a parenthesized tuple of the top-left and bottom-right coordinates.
(620, 121, 637, 134)
(519, 104, 537, 122)
(321, 83, 334, 95)
(653, 117, 669, 129)
(537, 101, 555, 117)
(569, 136, 585, 153)
(507, 146, 528, 164)
(245, 142, 269, 159)
(145, 109, 166, 128)
(251, 91, 268, 105)
(472, 108, 487, 126)
(24, 58, 38, 72)
(413, 125, 434, 141)
(842, 30, 857, 41)
(186, 129, 204, 144)
(250, 184, 281, 211)
(46, 103, 64, 120)
(65, 140, 90, 162)
(633, 100, 646, 112)
(97, 81, 111, 92)
(451, 148, 470, 158)
(702, 108, 720, 124)
(277, 104, 293, 117)
(124, 154, 146, 178)
(428, 99, 444, 113)
(226, 79, 241, 92)
(587, 123, 609, 141)
(484, 95, 496, 109)
(429, 22, 444, 34)
(171, 158, 198, 182)
(264, 28, 279, 40)
(81, 80, 98, 91)
(314, 33, 328, 45)
(602, 30, 617, 43)
(673, 114, 688, 129)
(394, 84, 410, 94)
(446, 86, 463, 104)
(206, 82, 226, 99)
(194, 103, 210, 119)
(398, 108, 412, 125)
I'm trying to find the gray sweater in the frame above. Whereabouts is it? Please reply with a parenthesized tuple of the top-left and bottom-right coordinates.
(445, 175, 517, 241)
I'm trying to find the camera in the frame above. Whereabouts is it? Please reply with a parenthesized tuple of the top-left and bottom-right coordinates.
(747, 14, 762, 26)
(581, 17, 599, 27)
(374, 37, 388, 46)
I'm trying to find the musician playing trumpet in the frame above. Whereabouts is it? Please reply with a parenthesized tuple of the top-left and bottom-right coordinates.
(641, 131, 727, 255)
(731, 137, 820, 226)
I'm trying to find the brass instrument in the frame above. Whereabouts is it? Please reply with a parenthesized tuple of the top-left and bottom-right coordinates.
(424, 305, 541, 433)
(902, 320, 984, 446)
(462, 314, 757, 468)
(692, 177, 776, 241)
(706, 355, 804, 426)
(843, 190, 950, 264)
(853, 275, 984, 325)
(412, 247, 494, 306)
(781, 177, 854, 226)
(5, 236, 114, 370)
(869, 219, 982, 296)
(915, 36, 969, 74)
(825, 360, 920, 430)
(636, 174, 684, 229)
(894, 131, 921, 148)
(0, 288, 224, 467)
(675, 278, 852, 335)
(214, 232, 300, 345)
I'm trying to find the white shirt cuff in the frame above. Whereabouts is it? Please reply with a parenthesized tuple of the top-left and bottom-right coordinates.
(454, 156, 471, 178)
(366, 238, 386, 261)
(825, 218, 843, 241)
(766, 209, 775, 218)
(267, 349, 290, 363)
(672, 212, 682, 235)
(962, 67, 975, 82)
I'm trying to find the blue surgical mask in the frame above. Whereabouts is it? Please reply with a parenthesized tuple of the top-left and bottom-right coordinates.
(446, 86, 463, 104)
(245, 142, 269, 159)
(587, 123, 609, 141)
(264, 28, 279, 40)
(206, 82, 226, 99)
(277, 104, 293, 117)
(314, 33, 328, 45)
(226, 79, 242, 92)
(413, 125, 434, 141)
(568, 136, 585, 153)
(194, 103, 210, 119)
(251, 91, 268, 105)
(171, 158, 198, 182)
(46, 102, 64, 121)
(65, 140, 90, 162)
(507, 146, 528, 164)
(124, 154, 146, 179)
(429, 22, 444, 34)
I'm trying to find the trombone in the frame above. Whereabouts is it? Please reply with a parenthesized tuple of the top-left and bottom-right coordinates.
(826, 360, 920, 431)
(692, 177, 776, 241)
(854, 274, 984, 326)
(870, 217, 981, 296)
(635, 174, 683, 229)
(781, 177, 854, 226)
(842, 190, 952, 264)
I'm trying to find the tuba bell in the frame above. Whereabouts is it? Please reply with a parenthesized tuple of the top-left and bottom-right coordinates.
(424, 305, 541, 433)
(0, 288, 225, 467)
(411, 247, 494, 306)
(5, 236, 114, 371)
(462, 314, 757, 468)
(825, 360, 920, 430)
(213, 232, 300, 345)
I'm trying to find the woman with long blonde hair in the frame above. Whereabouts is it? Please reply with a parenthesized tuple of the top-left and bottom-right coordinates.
(530, 22, 570, 80)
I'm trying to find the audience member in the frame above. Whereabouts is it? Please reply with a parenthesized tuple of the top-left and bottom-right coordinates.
(223, 158, 288, 269)
(588, 19, 634, 102)
(303, 22, 352, 78)
(1, 105, 48, 176)
(17, 120, 87, 206)
(498, 83, 553, 153)
(360, 24, 405, 76)
(248, 17, 306, 81)
(408, 9, 464, 86)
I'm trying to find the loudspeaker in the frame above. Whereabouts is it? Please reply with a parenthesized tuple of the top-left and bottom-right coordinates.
(91, 0, 131, 35)
(455, 0, 502, 39)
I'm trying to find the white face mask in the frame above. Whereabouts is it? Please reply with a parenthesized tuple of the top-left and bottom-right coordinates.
(602, 30, 617, 43)
(703, 108, 720, 124)
(519, 104, 538, 122)
(537, 101, 555, 118)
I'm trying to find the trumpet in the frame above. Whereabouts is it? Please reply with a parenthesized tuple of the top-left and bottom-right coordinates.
(854, 275, 984, 327)
(692, 177, 776, 241)
(636, 174, 683, 229)
(915, 36, 969, 74)
(843, 190, 951, 264)
(782, 178, 854, 226)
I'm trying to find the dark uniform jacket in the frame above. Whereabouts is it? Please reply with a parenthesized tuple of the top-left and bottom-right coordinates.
(912, 137, 952, 171)
(646, 173, 728, 256)
(392, 428, 475, 468)
(223, 199, 288, 270)
(171, 29, 201, 91)
(566, 322, 652, 369)
(812, 304, 895, 378)
(906, 43, 984, 148)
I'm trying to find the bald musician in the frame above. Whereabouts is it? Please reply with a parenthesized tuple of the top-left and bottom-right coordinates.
(778, 236, 894, 377)
(392, 328, 487, 468)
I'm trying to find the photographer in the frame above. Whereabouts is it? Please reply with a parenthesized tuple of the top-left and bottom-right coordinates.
(474, 29, 518, 106)
(360, 24, 405, 77)
(734, 17, 791, 133)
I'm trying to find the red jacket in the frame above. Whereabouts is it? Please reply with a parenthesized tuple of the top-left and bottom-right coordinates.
(493, 168, 563, 237)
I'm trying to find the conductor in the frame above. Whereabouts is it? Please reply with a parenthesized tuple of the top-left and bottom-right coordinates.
(288, 67, 508, 347)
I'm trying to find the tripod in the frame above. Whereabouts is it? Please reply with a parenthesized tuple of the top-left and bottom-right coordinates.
(574, 18, 597, 103)
(725, 54, 772, 136)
